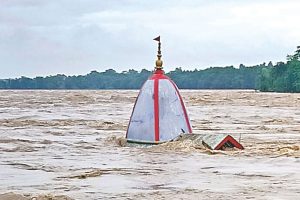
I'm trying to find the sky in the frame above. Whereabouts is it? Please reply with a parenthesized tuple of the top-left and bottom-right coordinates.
(0, 0, 300, 78)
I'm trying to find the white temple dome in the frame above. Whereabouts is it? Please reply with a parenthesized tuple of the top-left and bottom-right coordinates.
(126, 69, 192, 144)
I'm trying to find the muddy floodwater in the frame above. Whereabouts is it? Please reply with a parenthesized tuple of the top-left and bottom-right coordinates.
(0, 90, 299, 200)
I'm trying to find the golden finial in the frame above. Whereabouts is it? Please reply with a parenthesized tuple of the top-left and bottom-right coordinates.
(153, 36, 163, 70)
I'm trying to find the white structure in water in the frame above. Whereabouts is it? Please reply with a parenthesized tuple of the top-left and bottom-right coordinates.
(126, 36, 192, 144)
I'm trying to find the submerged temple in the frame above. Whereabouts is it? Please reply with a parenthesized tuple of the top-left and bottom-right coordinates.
(126, 36, 192, 144)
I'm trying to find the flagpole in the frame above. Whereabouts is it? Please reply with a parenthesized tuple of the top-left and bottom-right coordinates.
(153, 36, 163, 70)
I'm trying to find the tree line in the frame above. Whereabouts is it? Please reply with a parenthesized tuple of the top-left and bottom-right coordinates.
(0, 66, 262, 90)
(1, 46, 300, 92)
(260, 46, 300, 92)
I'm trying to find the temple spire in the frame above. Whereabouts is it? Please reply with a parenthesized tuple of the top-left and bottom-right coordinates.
(153, 36, 163, 70)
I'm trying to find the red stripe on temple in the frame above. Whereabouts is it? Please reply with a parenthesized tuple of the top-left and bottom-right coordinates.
(154, 78, 160, 141)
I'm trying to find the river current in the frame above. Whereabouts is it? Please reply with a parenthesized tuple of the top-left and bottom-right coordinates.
(0, 90, 299, 199)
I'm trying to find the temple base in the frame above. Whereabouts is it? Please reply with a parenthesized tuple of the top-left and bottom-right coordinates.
(126, 139, 166, 145)
(126, 134, 244, 150)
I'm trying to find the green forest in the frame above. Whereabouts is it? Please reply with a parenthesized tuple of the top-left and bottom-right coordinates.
(1, 46, 300, 92)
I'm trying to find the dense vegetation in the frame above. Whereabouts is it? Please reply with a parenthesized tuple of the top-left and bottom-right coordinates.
(260, 46, 300, 92)
(0, 66, 263, 90)
(1, 47, 300, 92)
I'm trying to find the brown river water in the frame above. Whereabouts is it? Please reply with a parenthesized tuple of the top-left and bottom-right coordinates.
(0, 90, 299, 200)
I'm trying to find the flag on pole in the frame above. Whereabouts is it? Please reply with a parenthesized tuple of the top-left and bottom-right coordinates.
(153, 36, 160, 42)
